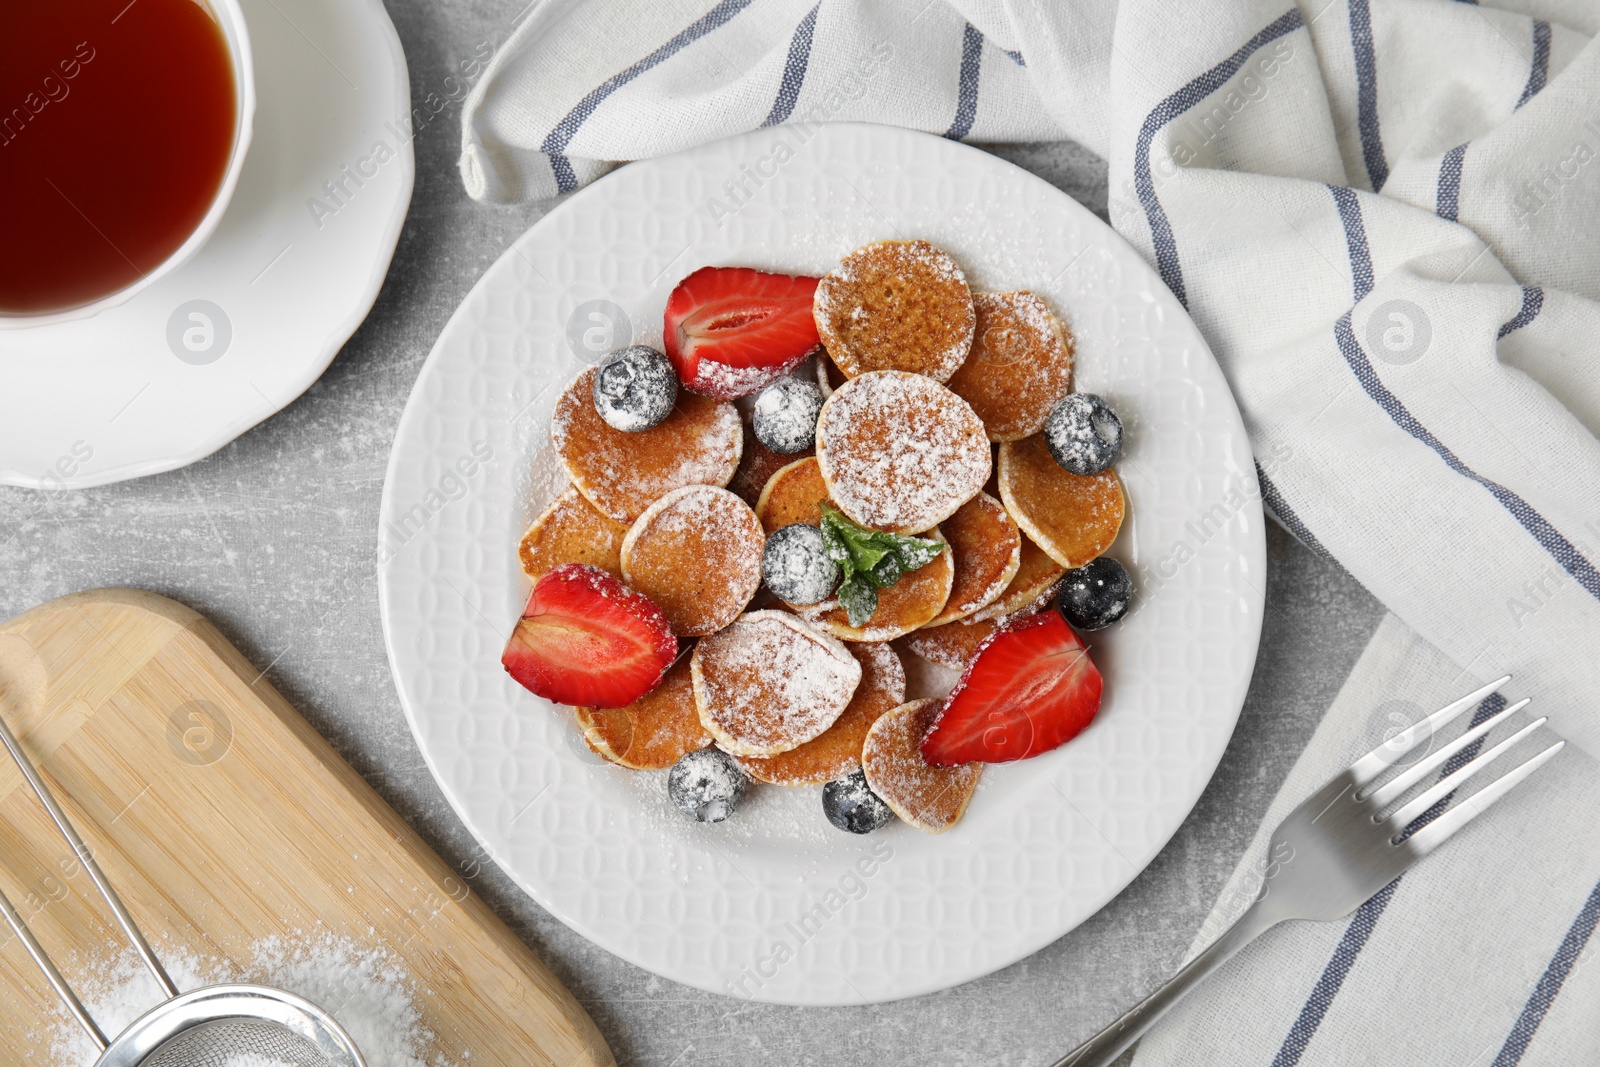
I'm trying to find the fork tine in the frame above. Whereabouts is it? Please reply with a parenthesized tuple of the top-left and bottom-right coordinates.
(1362, 698, 1530, 809)
(1386, 717, 1547, 830)
(1348, 675, 1511, 786)
(1401, 740, 1564, 858)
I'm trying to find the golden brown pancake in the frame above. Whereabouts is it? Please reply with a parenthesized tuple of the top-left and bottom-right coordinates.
(946, 291, 1075, 441)
(901, 617, 997, 671)
(754, 456, 828, 534)
(797, 529, 954, 642)
(969, 534, 1064, 622)
(923, 491, 1020, 626)
(862, 698, 983, 833)
(742, 642, 906, 786)
(518, 484, 630, 581)
(728, 420, 808, 508)
(550, 366, 742, 522)
(621, 485, 764, 637)
(691, 610, 861, 757)
(814, 240, 975, 382)
(575, 655, 709, 770)
(815, 371, 990, 534)
(998, 435, 1125, 568)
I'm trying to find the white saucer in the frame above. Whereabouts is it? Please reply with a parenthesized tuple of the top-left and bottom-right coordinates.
(378, 124, 1267, 1004)
(0, 0, 412, 490)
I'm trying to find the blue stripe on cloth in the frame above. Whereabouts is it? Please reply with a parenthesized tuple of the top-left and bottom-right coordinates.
(1349, 0, 1390, 190)
(1516, 20, 1552, 109)
(1271, 880, 1401, 1067)
(1326, 184, 1600, 604)
(1003, 48, 1026, 67)
(1256, 462, 1336, 563)
(1492, 877, 1600, 1065)
(1134, 8, 1305, 307)
(760, 3, 819, 127)
(549, 153, 576, 192)
(1498, 286, 1545, 338)
(945, 22, 984, 140)
(1270, 694, 1507, 1065)
(540, 0, 757, 191)
(1436, 143, 1467, 221)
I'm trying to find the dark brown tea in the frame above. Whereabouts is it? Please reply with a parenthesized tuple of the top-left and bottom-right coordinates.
(0, 0, 238, 316)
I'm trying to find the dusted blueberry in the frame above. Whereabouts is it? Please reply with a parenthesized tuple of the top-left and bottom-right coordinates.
(1044, 393, 1123, 475)
(752, 376, 824, 454)
(1057, 556, 1133, 631)
(592, 345, 678, 432)
(761, 523, 840, 605)
(667, 748, 748, 823)
(822, 768, 894, 834)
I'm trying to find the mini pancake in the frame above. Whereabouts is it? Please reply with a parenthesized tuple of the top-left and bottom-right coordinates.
(969, 534, 1064, 622)
(923, 491, 1021, 626)
(621, 485, 764, 637)
(575, 655, 709, 770)
(813, 240, 975, 382)
(901, 617, 997, 671)
(815, 371, 990, 534)
(946, 291, 1075, 442)
(551, 366, 742, 523)
(518, 484, 631, 580)
(691, 610, 862, 757)
(862, 698, 983, 833)
(742, 642, 906, 786)
(728, 420, 808, 508)
(797, 529, 954, 642)
(754, 456, 828, 534)
(998, 435, 1125, 568)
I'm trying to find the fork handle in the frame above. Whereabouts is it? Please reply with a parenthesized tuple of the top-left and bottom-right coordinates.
(1050, 898, 1284, 1067)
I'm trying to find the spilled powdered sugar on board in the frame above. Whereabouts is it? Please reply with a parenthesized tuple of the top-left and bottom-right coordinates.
(46, 933, 460, 1067)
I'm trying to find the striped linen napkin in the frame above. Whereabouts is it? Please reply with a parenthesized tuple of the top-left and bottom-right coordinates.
(460, 1, 1600, 1062)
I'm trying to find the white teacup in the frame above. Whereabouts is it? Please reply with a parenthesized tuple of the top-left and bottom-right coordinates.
(0, 0, 255, 331)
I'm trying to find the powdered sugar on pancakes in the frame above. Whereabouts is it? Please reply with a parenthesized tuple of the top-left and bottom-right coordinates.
(815, 371, 990, 534)
(551, 366, 742, 522)
(862, 698, 982, 833)
(945, 291, 1075, 442)
(691, 610, 861, 757)
(814, 240, 975, 382)
(621, 484, 763, 636)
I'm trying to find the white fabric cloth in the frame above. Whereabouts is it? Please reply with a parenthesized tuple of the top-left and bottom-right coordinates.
(460, 1, 1600, 1062)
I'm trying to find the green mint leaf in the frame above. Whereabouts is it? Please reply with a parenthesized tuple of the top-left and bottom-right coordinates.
(836, 574, 878, 627)
(868, 553, 902, 588)
(890, 537, 943, 572)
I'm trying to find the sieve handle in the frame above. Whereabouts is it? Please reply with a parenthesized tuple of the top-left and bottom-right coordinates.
(0, 708, 179, 1000)
(0, 884, 107, 1050)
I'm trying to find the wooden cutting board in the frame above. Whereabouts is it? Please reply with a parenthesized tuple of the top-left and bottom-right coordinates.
(0, 588, 613, 1067)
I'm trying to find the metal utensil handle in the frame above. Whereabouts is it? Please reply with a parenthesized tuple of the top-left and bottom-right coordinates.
(1050, 899, 1282, 1067)
(0, 883, 108, 1049)
(0, 710, 178, 998)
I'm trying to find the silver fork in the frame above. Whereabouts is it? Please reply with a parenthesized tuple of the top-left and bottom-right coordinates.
(1053, 675, 1563, 1067)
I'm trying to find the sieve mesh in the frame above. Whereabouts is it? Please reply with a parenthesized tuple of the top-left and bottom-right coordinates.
(138, 1017, 336, 1067)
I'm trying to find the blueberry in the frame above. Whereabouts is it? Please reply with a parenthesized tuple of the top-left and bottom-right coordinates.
(752, 377, 824, 454)
(1043, 393, 1123, 475)
(822, 769, 894, 834)
(1057, 556, 1133, 631)
(667, 748, 748, 823)
(761, 523, 840, 604)
(592, 346, 677, 432)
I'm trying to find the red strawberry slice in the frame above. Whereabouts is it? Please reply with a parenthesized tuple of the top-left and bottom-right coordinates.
(502, 564, 677, 709)
(663, 266, 821, 399)
(921, 611, 1103, 765)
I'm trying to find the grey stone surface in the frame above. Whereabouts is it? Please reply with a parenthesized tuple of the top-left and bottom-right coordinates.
(0, 5, 1388, 1064)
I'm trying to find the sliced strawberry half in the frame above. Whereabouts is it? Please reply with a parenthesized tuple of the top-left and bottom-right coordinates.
(663, 266, 821, 399)
(920, 612, 1103, 766)
(502, 564, 677, 709)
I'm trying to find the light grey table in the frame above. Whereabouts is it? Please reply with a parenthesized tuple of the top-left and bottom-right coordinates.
(0, 5, 1387, 1064)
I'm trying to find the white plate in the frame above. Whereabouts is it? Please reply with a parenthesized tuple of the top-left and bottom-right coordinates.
(0, 0, 412, 490)
(377, 123, 1266, 1005)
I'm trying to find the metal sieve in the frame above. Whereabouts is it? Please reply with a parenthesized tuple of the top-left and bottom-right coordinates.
(0, 710, 365, 1067)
